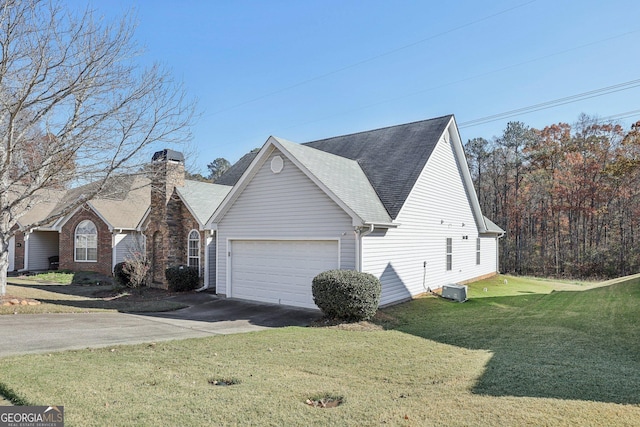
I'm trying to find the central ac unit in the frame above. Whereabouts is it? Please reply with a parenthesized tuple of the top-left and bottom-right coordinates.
(442, 284, 468, 302)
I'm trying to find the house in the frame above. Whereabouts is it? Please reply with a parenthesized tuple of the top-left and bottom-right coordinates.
(207, 115, 504, 308)
(10, 175, 152, 277)
(9, 151, 231, 290)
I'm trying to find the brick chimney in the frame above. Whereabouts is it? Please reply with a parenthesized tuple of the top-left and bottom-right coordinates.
(147, 149, 185, 287)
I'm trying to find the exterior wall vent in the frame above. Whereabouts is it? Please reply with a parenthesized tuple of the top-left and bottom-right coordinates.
(442, 283, 468, 302)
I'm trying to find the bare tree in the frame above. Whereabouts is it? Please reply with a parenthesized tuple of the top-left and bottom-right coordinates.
(0, 0, 195, 295)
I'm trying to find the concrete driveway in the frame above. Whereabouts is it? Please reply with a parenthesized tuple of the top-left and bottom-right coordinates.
(0, 293, 320, 357)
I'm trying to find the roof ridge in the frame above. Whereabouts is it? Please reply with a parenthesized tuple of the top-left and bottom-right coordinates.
(302, 114, 453, 145)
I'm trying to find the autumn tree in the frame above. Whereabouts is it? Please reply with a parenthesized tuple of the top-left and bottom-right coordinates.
(466, 114, 638, 279)
(0, 0, 194, 295)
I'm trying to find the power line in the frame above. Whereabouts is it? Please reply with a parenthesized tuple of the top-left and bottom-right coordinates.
(206, 0, 537, 116)
(272, 27, 640, 134)
(459, 78, 640, 128)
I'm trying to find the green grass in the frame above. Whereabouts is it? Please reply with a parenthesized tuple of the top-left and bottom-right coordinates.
(1, 278, 187, 314)
(1, 275, 639, 425)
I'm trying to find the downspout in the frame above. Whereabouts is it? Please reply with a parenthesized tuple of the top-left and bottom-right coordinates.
(355, 224, 374, 272)
(197, 230, 214, 292)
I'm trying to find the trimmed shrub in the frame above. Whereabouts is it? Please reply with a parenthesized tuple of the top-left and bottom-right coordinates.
(113, 262, 131, 287)
(165, 265, 199, 292)
(312, 269, 381, 321)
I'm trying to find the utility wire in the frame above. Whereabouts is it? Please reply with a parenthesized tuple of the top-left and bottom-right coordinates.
(207, 0, 537, 116)
(459, 78, 640, 128)
(272, 27, 640, 134)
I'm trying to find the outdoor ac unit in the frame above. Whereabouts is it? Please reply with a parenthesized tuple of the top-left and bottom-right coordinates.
(442, 284, 468, 302)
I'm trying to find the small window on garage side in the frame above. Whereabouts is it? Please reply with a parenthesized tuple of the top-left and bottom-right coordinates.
(75, 220, 97, 262)
(188, 230, 200, 273)
(476, 238, 481, 265)
(446, 238, 452, 271)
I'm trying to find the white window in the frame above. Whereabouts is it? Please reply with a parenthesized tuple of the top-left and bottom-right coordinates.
(75, 220, 97, 262)
(446, 238, 452, 271)
(188, 230, 200, 273)
(476, 238, 481, 265)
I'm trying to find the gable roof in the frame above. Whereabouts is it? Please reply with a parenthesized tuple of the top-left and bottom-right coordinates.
(214, 115, 452, 220)
(482, 216, 505, 235)
(214, 151, 259, 186)
(176, 180, 232, 227)
(304, 115, 452, 219)
(273, 137, 392, 224)
(53, 175, 151, 231)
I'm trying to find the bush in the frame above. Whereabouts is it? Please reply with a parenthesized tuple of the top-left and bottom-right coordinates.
(312, 269, 381, 321)
(165, 265, 199, 292)
(113, 262, 131, 287)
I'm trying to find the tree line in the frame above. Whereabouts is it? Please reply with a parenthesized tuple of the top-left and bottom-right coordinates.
(465, 114, 640, 279)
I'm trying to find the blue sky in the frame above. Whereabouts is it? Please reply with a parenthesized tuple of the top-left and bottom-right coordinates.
(74, 0, 640, 175)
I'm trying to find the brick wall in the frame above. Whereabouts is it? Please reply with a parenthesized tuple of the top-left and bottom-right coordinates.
(59, 206, 113, 277)
(13, 226, 24, 271)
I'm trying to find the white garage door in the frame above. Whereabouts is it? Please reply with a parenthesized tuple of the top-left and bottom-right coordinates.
(230, 240, 339, 309)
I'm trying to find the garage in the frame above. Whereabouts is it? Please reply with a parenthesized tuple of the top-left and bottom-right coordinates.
(229, 239, 339, 309)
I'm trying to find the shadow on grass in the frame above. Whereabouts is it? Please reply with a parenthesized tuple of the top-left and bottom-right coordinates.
(4, 281, 186, 313)
(378, 279, 640, 405)
(5, 280, 320, 327)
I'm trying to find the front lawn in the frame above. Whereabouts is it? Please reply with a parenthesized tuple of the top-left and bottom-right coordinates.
(0, 275, 639, 426)
(1, 274, 187, 314)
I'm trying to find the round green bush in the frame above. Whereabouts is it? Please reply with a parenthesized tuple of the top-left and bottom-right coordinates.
(113, 262, 131, 287)
(312, 269, 381, 321)
(165, 265, 199, 292)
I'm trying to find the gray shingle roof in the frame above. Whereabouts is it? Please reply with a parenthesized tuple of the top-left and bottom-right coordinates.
(214, 151, 259, 186)
(274, 137, 392, 224)
(216, 115, 453, 220)
(304, 115, 452, 219)
(177, 180, 232, 226)
(483, 216, 505, 234)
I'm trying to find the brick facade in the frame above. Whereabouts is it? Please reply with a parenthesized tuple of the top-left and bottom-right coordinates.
(12, 226, 24, 272)
(58, 206, 113, 277)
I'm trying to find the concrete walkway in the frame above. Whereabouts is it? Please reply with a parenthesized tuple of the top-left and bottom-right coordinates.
(0, 293, 320, 357)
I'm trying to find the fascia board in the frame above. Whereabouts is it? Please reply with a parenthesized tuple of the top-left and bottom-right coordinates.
(447, 116, 488, 233)
(136, 207, 151, 231)
(175, 187, 205, 230)
(86, 201, 115, 232)
(51, 205, 83, 231)
(206, 140, 276, 228)
(271, 137, 365, 226)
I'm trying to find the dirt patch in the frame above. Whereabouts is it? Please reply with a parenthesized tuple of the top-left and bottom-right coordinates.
(310, 311, 399, 331)
(310, 317, 384, 331)
(305, 395, 344, 408)
(208, 378, 240, 386)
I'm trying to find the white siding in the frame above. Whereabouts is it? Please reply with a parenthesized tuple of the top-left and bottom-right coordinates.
(113, 232, 144, 269)
(362, 127, 499, 306)
(8, 236, 15, 272)
(27, 231, 59, 270)
(216, 148, 356, 297)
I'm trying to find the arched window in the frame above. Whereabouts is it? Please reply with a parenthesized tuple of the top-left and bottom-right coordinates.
(75, 220, 97, 261)
(188, 230, 200, 273)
